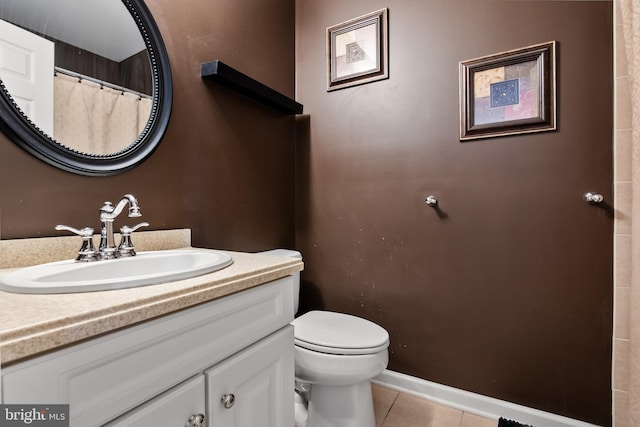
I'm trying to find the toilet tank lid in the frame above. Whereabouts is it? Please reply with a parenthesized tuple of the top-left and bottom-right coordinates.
(292, 311, 389, 353)
(258, 249, 302, 259)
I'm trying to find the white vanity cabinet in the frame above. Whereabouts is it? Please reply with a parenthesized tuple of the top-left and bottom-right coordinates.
(1, 277, 295, 427)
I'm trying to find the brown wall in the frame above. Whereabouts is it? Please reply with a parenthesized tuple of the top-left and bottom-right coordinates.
(0, 0, 296, 251)
(295, 0, 613, 425)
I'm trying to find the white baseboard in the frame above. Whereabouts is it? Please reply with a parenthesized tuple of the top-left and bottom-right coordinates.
(373, 370, 601, 427)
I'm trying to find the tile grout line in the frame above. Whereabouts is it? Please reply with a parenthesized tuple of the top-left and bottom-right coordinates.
(380, 391, 401, 427)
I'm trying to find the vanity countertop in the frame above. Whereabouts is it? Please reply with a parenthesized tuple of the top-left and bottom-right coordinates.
(0, 237, 302, 365)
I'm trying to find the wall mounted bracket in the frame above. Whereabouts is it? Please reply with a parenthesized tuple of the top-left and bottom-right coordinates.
(201, 60, 303, 115)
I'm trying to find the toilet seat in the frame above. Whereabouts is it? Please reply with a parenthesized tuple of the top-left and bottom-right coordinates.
(292, 311, 389, 355)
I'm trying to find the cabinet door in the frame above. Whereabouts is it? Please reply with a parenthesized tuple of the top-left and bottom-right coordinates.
(104, 375, 205, 427)
(206, 326, 294, 427)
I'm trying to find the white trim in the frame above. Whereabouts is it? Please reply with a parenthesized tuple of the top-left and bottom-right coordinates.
(373, 370, 602, 427)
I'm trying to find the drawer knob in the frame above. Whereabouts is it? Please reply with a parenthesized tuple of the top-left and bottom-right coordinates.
(221, 393, 236, 409)
(185, 413, 205, 427)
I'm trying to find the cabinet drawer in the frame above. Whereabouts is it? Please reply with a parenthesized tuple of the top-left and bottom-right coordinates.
(104, 375, 205, 427)
(2, 277, 294, 427)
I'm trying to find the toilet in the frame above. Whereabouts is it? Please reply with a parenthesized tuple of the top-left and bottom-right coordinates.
(259, 249, 390, 427)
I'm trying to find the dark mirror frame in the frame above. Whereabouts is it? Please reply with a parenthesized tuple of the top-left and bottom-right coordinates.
(0, 0, 172, 176)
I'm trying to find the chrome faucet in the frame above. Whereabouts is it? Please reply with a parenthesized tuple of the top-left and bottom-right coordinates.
(99, 194, 143, 259)
(56, 194, 149, 261)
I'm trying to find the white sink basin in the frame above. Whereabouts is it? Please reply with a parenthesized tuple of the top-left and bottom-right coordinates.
(0, 249, 233, 294)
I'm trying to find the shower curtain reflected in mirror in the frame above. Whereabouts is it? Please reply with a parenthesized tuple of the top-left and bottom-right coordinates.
(53, 72, 152, 154)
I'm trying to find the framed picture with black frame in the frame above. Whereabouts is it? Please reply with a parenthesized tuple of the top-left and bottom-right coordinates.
(459, 41, 556, 141)
(326, 8, 389, 91)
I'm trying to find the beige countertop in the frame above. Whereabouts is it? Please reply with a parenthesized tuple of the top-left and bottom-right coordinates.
(0, 231, 302, 365)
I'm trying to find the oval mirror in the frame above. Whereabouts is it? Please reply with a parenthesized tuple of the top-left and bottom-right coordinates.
(0, 0, 172, 176)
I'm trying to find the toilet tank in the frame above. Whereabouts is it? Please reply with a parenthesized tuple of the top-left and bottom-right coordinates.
(257, 249, 302, 314)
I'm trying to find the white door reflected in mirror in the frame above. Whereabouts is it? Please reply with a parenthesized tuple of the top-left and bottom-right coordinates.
(0, 19, 54, 135)
(0, 0, 153, 155)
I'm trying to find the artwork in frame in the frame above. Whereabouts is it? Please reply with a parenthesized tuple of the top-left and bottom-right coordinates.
(327, 8, 389, 91)
(459, 41, 556, 141)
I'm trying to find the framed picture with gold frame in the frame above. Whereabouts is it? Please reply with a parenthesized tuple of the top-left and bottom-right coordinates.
(326, 8, 389, 91)
(459, 41, 556, 141)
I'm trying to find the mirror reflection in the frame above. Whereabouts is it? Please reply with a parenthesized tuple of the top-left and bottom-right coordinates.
(0, 0, 153, 155)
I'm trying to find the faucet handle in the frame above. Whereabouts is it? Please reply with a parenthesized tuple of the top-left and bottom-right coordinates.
(122, 222, 150, 234)
(55, 225, 98, 262)
(118, 222, 149, 257)
(55, 224, 93, 237)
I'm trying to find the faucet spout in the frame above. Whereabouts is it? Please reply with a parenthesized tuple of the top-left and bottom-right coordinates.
(99, 194, 143, 259)
(102, 194, 141, 220)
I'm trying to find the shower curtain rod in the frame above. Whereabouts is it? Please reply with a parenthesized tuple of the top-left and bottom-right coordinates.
(54, 67, 152, 99)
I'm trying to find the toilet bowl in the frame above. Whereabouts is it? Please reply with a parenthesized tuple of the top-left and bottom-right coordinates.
(293, 310, 389, 427)
(259, 250, 390, 427)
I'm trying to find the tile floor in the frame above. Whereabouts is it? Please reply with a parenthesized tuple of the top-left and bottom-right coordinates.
(372, 384, 498, 427)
